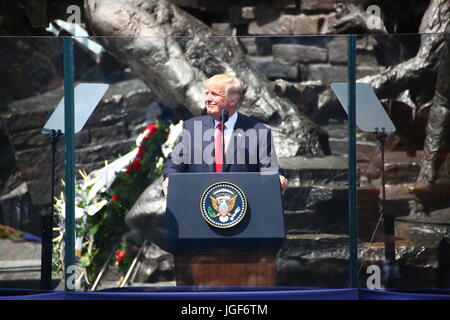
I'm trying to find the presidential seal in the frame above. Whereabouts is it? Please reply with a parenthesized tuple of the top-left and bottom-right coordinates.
(200, 182, 247, 229)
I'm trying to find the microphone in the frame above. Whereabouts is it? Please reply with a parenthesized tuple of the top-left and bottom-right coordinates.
(220, 110, 228, 172)
(221, 109, 229, 123)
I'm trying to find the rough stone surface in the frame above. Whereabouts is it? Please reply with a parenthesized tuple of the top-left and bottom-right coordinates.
(125, 176, 168, 250)
(303, 63, 347, 82)
(238, 37, 258, 56)
(300, 0, 335, 12)
(246, 56, 298, 80)
(84, 0, 329, 159)
(211, 23, 233, 36)
(279, 155, 348, 187)
(0, 77, 159, 206)
(273, 44, 328, 63)
(248, 15, 294, 35)
(327, 37, 348, 64)
(240, 7, 255, 20)
(292, 14, 321, 34)
(273, 79, 327, 117)
(0, 38, 63, 110)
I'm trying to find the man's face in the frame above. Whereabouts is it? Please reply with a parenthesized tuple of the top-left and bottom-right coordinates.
(204, 81, 236, 121)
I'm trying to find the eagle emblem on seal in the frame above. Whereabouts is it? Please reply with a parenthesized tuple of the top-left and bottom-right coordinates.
(211, 195, 237, 223)
(200, 182, 247, 228)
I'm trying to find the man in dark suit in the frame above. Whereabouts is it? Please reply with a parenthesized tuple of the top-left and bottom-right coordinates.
(162, 74, 288, 196)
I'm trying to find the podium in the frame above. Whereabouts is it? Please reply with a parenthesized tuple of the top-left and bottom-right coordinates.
(165, 172, 285, 286)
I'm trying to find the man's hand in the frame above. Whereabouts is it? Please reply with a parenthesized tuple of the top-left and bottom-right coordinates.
(162, 177, 169, 198)
(279, 175, 288, 194)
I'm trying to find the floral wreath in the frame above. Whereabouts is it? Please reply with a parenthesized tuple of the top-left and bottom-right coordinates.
(53, 120, 183, 289)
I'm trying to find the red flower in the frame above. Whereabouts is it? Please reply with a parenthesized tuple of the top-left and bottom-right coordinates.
(136, 145, 147, 159)
(115, 249, 126, 263)
(131, 159, 141, 170)
(111, 194, 119, 202)
(126, 159, 141, 174)
(143, 124, 158, 140)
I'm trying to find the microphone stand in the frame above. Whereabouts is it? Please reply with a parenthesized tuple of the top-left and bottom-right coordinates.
(375, 127, 399, 288)
(41, 128, 62, 290)
(220, 110, 229, 172)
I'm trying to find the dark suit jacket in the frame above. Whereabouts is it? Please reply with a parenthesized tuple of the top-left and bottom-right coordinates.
(163, 113, 281, 178)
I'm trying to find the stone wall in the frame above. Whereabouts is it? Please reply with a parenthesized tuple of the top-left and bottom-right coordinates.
(165, 0, 384, 121)
(0, 55, 162, 234)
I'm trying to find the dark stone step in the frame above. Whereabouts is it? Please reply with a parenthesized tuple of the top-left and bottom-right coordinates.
(276, 234, 443, 288)
(282, 185, 380, 241)
(283, 185, 348, 211)
(279, 233, 350, 260)
(283, 206, 381, 243)
(279, 155, 348, 187)
(283, 209, 317, 234)
(276, 233, 351, 287)
(328, 137, 377, 157)
(283, 185, 378, 215)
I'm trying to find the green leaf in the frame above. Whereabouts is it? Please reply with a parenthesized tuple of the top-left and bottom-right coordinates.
(89, 224, 99, 235)
(79, 255, 91, 267)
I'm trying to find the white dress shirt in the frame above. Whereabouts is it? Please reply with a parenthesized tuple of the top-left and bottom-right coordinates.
(213, 111, 238, 153)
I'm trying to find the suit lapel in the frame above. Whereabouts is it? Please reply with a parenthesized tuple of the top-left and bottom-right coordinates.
(202, 116, 215, 172)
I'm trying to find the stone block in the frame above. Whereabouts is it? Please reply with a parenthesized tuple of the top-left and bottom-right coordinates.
(326, 37, 348, 64)
(292, 14, 320, 34)
(356, 65, 385, 78)
(356, 36, 377, 51)
(283, 209, 317, 234)
(230, 6, 257, 24)
(211, 23, 233, 36)
(300, 0, 335, 11)
(273, 79, 327, 116)
(276, 255, 350, 287)
(76, 139, 135, 165)
(273, 43, 327, 63)
(383, 151, 421, 185)
(274, 0, 298, 9)
(319, 12, 337, 34)
(356, 51, 381, 67)
(302, 63, 347, 82)
(167, 0, 201, 9)
(279, 155, 348, 187)
(10, 110, 51, 133)
(238, 37, 258, 55)
(10, 128, 49, 151)
(254, 37, 276, 56)
(283, 184, 380, 238)
(248, 15, 294, 35)
(280, 234, 350, 260)
(252, 5, 282, 24)
(247, 56, 298, 80)
(168, 0, 227, 13)
(86, 123, 129, 146)
(241, 6, 255, 20)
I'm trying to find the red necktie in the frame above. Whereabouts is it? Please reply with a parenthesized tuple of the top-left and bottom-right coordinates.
(214, 123, 225, 172)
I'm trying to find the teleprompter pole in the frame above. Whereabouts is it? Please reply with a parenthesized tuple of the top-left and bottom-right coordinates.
(63, 36, 76, 291)
(347, 34, 358, 288)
